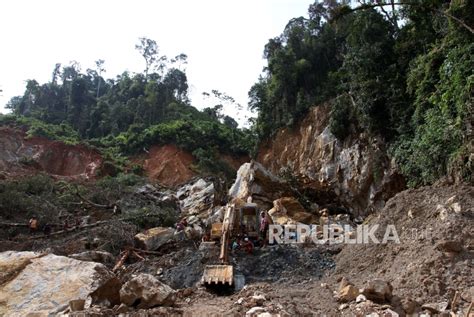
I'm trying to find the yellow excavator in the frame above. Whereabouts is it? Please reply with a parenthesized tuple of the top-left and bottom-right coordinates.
(201, 202, 259, 287)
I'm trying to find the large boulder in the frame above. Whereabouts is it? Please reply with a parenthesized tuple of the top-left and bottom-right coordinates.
(361, 279, 393, 303)
(177, 178, 215, 218)
(229, 161, 292, 209)
(0, 251, 120, 316)
(134, 227, 175, 251)
(119, 273, 176, 308)
(268, 197, 318, 225)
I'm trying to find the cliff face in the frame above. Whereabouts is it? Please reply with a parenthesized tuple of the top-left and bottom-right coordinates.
(257, 104, 405, 216)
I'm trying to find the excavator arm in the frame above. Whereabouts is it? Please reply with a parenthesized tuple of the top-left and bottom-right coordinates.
(202, 204, 236, 287)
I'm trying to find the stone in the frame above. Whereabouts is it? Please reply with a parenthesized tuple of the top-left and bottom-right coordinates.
(361, 279, 393, 303)
(177, 178, 215, 217)
(119, 273, 176, 309)
(245, 306, 267, 317)
(251, 294, 266, 306)
(134, 227, 175, 251)
(199, 241, 217, 250)
(115, 303, 129, 314)
(338, 303, 349, 310)
(338, 285, 359, 303)
(229, 161, 291, 209)
(401, 298, 420, 315)
(384, 308, 400, 317)
(69, 251, 115, 265)
(0, 251, 120, 316)
(401, 298, 419, 314)
(421, 302, 448, 314)
(356, 294, 367, 303)
(451, 202, 461, 213)
(268, 197, 317, 225)
(69, 299, 85, 312)
(435, 240, 463, 253)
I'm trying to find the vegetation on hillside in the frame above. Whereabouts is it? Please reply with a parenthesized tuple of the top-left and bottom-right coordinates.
(249, 0, 473, 186)
(3, 38, 255, 177)
(2, 1, 472, 186)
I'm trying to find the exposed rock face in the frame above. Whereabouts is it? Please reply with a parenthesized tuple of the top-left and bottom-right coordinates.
(0, 251, 120, 316)
(178, 178, 215, 217)
(0, 127, 101, 179)
(229, 162, 292, 209)
(134, 227, 176, 251)
(268, 197, 318, 225)
(257, 104, 405, 216)
(119, 274, 176, 308)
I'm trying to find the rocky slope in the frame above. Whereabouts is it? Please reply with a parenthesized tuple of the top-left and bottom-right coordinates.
(257, 104, 406, 216)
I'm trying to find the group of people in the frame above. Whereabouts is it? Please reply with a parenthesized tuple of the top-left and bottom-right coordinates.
(229, 210, 270, 255)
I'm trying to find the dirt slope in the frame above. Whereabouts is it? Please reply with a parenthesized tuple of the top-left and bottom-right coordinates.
(140, 144, 197, 187)
(326, 183, 474, 310)
(0, 127, 101, 180)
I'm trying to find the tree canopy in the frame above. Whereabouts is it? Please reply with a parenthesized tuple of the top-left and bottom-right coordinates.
(249, 0, 473, 186)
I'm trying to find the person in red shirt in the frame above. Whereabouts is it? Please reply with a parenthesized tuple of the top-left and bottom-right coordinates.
(242, 237, 254, 254)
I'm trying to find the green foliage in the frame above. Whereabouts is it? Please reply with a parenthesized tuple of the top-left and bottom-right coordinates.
(0, 114, 80, 144)
(192, 147, 235, 180)
(5, 38, 253, 181)
(329, 94, 355, 140)
(250, 0, 473, 186)
(392, 32, 473, 186)
(0, 174, 57, 221)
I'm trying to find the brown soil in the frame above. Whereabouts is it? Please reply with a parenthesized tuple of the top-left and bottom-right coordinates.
(139, 144, 197, 187)
(328, 183, 474, 305)
(0, 127, 101, 180)
(221, 154, 249, 171)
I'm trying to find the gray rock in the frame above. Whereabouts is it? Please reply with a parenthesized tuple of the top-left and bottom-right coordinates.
(0, 251, 120, 316)
(134, 227, 175, 251)
(119, 274, 176, 309)
(69, 251, 115, 265)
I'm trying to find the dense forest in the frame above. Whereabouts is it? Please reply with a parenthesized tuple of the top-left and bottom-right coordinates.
(3, 0, 473, 186)
(249, 0, 473, 186)
(2, 38, 254, 177)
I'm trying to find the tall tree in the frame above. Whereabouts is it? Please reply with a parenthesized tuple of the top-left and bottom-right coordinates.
(95, 59, 106, 98)
(135, 37, 159, 81)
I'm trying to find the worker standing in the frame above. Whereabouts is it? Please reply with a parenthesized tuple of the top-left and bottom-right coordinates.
(28, 217, 38, 233)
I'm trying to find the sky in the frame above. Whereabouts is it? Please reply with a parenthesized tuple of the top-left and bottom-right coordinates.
(0, 0, 312, 124)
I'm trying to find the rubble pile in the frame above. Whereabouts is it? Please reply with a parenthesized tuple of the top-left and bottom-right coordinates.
(0, 159, 472, 316)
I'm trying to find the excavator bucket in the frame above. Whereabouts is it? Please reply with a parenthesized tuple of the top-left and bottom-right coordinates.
(201, 264, 234, 287)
